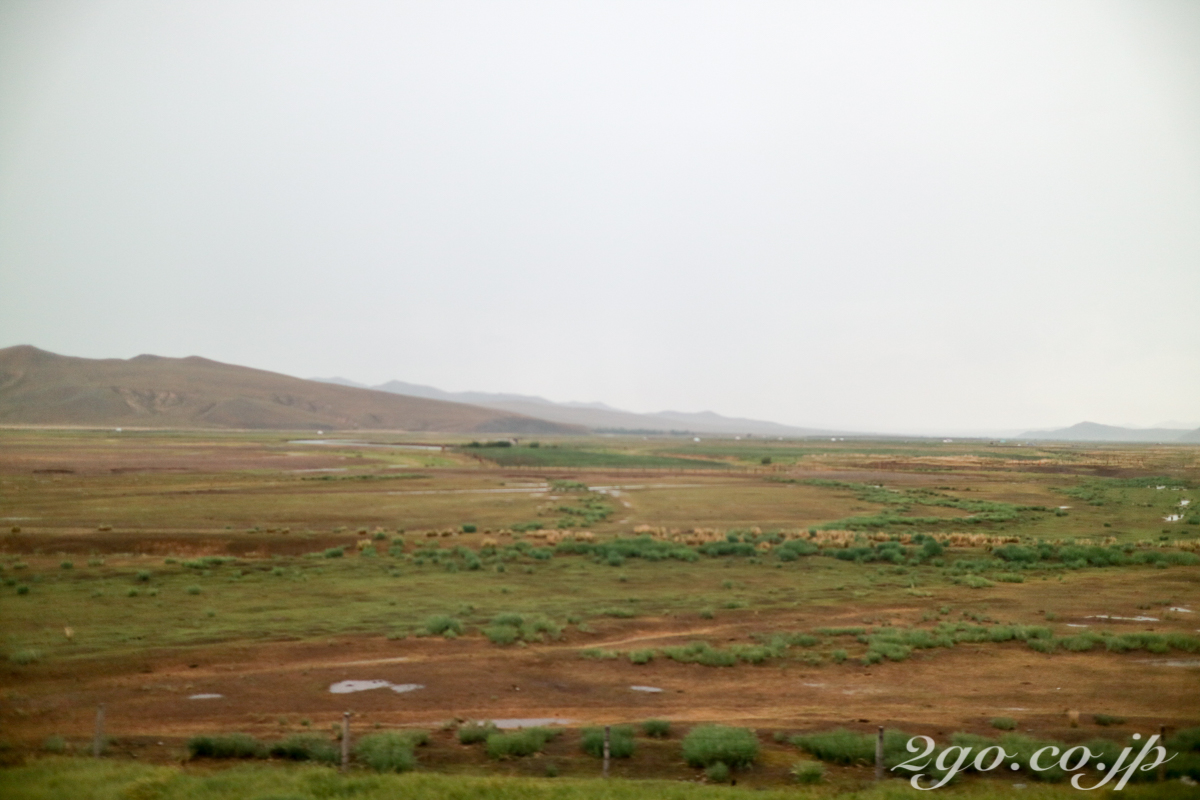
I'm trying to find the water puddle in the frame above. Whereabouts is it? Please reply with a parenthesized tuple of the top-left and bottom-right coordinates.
(389, 684, 423, 693)
(490, 718, 573, 729)
(329, 680, 424, 694)
(1168, 607, 1193, 613)
(1085, 615, 1158, 622)
(1181, 499, 1191, 507)
(1164, 514, 1183, 522)
(188, 693, 223, 700)
(1137, 659, 1200, 668)
(1065, 624, 1089, 628)
(630, 685, 663, 693)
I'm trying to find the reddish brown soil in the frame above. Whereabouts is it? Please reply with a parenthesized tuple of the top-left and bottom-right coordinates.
(4, 613, 1195, 751)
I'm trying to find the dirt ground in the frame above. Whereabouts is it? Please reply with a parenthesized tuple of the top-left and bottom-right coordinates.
(5, 607, 1195, 751)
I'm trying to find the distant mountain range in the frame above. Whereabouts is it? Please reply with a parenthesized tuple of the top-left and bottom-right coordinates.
(0, 346, 579, 433)
(2, 346, 1194, 441)
(1018, 421, 1200, 444)
(311, 377, 843, 437)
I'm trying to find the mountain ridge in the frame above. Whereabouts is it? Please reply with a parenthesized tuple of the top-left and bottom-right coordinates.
(1018, 420, 1199, 443)
(0, 345, 580, 433)
(328, 378, 843, 437)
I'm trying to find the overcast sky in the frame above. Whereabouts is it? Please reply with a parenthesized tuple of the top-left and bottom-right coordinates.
(1, 1, 1198, 434)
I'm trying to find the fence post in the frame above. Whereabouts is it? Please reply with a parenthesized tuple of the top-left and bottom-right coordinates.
(875, 726, 884, 781)
(603, 725, 611, 778)
(1158, 725, 1166, 782)
(93, 704, 105, 757)
(341, 712, 350, 772)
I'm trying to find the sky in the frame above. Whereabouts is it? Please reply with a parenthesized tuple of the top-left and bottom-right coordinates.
(1, 1, 1198, 435)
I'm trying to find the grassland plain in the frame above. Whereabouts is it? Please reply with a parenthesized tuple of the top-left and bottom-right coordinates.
(1, 430, 1198, 791)
(3, 759, 1198, 800)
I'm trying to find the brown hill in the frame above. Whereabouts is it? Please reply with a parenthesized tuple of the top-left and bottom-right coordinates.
(0, 346, 581, 433)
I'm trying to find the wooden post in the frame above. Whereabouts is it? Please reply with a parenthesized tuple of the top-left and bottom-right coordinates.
(875, 726, 884, 781)
(93, 704, 105, 757)
(341, 712, 351, 771)
(1158, 725, 1166, 782)
(602, 725, 611, 778)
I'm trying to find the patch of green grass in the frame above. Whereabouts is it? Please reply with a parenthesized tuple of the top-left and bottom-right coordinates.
(990, 717, 1017, 731)
(354, 732, 417, 773)
(460, 446, 726, 470)
(642, 719, 671, 738)
(790, 760, 824, 784)
(423, 615, 463, 637)
(187, 733, 266, 759)
(629, 649, 655, 665)
(9, 648, 42, 665)
(581, 725, 635, 758)
(704, 761, 730, 783)
(681, 725, 759, 769)
(268, 734, 338, 764)
(457, 722, 498, 745)
(485, 727, 556, 759)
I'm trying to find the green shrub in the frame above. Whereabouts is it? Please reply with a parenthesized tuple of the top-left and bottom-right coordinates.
(1057, 635, 1096, 652)
(16, 585, 29, 595)
(705, 761, 730, 783)
(485, 727, 556, 759)
(424, 615, 463, 637)
(629, 649, 655, 665)
(991, 717, 1017, 731)
(581, 725, 635, 758)
(42, 735, 67, 753)
(135, 570, 151, 582)
(1093, 713, 1125, 727)
(354, 732, 417, 772)
(580, 648, 620, 660)
(457, 722, 497, 745)
(791, 728, 911, 766)
(1027, 637, 1056, 653)
(790, 760, 824, 784)
(186, 585, 201, 595)
(1167, 726, 1200, 752)
(831, 649, 848, 664)
(188, 733, 266, 759)
(642, 719, 671, 738)
(682, 725, 759, 769)
(268, 734, 338, 763)
(462, 524, 477, 533)
(9, 648, 41, 665)
(662, 641, 737, 667)
(484, 625, 518, 645)
(60, 561, 73, 570)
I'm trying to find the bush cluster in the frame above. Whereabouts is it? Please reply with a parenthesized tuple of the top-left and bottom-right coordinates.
(580, 725, 635, 758)
(682, 725, 759, 769)
(485, 727, 557, 759)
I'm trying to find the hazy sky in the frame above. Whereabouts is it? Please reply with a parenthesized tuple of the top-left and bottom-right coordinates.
(2, 1, 1198, 434)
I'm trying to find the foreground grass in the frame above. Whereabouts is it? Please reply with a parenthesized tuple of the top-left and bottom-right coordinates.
(1, 759, 1196, 800)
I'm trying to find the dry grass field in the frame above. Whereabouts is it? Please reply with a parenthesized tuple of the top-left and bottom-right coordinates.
(2, 430, 1198, 794)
